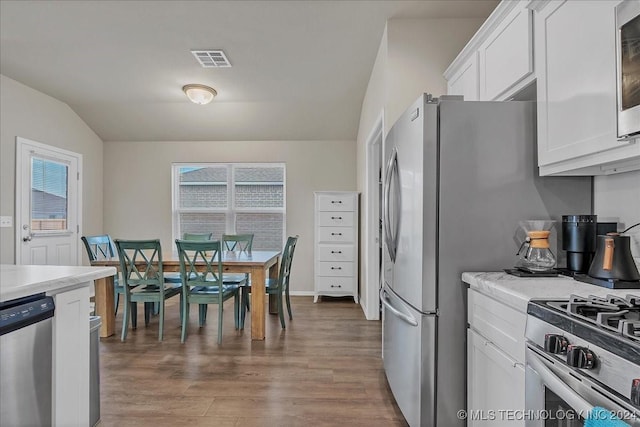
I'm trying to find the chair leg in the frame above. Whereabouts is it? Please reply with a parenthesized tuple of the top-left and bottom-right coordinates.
(181, 301, 189, 343)
(234, 291, 240, 330)
(153, 302, 160, 316)
(158, 301, 165, 341)
(285, 289, 293, 321)
(240, 291, 247, 330)
(217, 303, 223, 344)
(199, 304, 207, 327)
(144, 302, 152, 326)
(278, 293, 286, 329)
(114, 291, 120, 316)
(121, 298, 130, 342)
(131, 302, 138, 329)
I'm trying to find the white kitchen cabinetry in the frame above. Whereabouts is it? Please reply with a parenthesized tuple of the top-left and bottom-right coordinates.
(467, 289, 526, 426)
(533, 0, 640, 176)
(446, 53, 479, 101)
(314, 191, 359, 303)
(445, 1, 534, 102)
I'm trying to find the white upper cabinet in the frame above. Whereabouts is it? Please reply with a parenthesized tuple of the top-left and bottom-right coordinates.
(445, 1, 534, 102)
(446, 52, 479, 101)
(533, 0, 640, 175)
(478, 3, 534, 101)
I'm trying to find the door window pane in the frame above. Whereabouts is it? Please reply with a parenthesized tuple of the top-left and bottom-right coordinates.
(31, 158, 68, 231)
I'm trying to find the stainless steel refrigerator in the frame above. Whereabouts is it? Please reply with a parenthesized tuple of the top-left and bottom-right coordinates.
(380, 94, 592, 427)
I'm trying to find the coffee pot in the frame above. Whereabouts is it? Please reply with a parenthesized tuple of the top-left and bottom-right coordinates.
(588, 222, 640, 282)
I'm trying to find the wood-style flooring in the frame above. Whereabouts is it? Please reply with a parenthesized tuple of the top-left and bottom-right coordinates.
(97, 296, 407, 426)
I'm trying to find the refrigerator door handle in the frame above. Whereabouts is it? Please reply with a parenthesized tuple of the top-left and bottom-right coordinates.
(383, 148, 398, 263)
(380, 287, 418, 327)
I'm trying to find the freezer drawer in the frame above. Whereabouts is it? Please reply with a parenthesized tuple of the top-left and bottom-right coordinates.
(381, 286, 435, 427)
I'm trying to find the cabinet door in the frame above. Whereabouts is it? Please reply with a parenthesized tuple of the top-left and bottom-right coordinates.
(535, 0, 633, 169)
(467, 328, 525, 427)
(447, 52, 479, 101)
(479, 3, 533, 100)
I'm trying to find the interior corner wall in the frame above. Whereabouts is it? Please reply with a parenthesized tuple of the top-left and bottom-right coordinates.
(385, 18, 486, 130)
(355, 18, 485, 319)
(102, 139, 356, 295)
(0, 75, 104, 265)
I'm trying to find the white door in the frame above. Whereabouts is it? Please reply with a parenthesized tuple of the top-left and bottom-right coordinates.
(15, 137, 82, 265)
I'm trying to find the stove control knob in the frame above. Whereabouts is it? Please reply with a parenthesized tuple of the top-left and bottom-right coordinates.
(566, 345, 596, 369)
(631, 379, 640, 407)
(544, 334, 569, 354)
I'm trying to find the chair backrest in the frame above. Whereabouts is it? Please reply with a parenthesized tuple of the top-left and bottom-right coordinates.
(114, 239, 165, 293)
(182, 232, 213, 241)
(81, 234, 116, 262)
(277, 235, 299, 292)
(221, 234, 254, 252)
(175, 239, 224, 293)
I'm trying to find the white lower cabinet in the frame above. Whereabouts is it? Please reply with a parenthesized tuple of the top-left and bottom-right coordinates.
(467, 289, 526, 426)
(314, 191, 359, 303)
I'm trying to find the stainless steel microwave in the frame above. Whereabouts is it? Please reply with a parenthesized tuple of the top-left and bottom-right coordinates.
(616, 0, 640, 139)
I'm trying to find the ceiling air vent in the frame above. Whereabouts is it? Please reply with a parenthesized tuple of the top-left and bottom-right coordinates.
(191, 50, 232, 68)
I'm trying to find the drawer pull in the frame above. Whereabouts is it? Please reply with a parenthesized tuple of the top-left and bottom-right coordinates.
(331, 267, 342, 270)
(331, 200, 343, 204)
(331, 232, 343, 236)
(331, 250, 342, 254)
(330, 284, 343, 288)
(331, 216, 343, 220)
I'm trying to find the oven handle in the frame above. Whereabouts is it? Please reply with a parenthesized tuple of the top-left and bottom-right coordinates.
(527, 351, 593, 416)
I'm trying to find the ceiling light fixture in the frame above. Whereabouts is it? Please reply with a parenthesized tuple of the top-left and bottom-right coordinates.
(182, 84, 217, 105)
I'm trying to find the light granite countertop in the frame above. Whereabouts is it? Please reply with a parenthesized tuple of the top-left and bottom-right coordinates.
(0, 264, 116, 302)
(462, 271, 639, 313)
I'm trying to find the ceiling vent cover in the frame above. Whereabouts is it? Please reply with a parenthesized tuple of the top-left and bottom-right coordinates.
(191, 50, 232, 68)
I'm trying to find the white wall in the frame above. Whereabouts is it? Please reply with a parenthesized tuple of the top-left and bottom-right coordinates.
(0, 75, 104, 264)
(594, 170, 640, 260)
(356, 18, 485, 318)
(103, 139, 356, 294)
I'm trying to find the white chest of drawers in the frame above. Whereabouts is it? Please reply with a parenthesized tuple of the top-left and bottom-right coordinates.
(313, 191, 359, 303)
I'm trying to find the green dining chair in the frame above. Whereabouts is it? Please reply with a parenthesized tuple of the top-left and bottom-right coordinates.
(165, 232, 214, 283)
(81, 234, 127, 315)
(175, 239, 244, 344)
(114, 239, 181, 341)
(240, 235, 298, 329)
(221, 234, 254, 253)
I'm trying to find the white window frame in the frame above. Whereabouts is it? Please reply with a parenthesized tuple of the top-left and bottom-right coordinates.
(171, 162, 286, 250)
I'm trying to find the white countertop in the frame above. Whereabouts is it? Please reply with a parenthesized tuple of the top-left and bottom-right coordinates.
(462, 271, 639, 313)
(0, 264, 116, 302)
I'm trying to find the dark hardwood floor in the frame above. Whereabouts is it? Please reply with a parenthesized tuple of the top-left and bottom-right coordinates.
(97, 296, 407, 426)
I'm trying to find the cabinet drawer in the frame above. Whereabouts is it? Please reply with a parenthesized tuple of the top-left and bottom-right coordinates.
(317, 227, 355, 243)
(316, 276, 356, 293)
(317, 245, 355, 262)
(317, 261, 354, 277)
(318, 211, 355, 227)
(317, 194, 355, 211)
(468, 289, 526, 363)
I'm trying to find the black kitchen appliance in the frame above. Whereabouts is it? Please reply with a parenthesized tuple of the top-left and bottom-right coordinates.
(561, 214, 597, 274)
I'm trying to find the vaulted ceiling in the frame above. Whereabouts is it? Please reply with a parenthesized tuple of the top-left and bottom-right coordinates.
(0, 1, 498, 142)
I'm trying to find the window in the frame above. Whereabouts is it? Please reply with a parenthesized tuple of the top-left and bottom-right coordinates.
(31, 157, 69, 232)
(172, 163, 285, 250)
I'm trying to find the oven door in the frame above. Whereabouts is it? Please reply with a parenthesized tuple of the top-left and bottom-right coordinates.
(526, 345, 640, 426)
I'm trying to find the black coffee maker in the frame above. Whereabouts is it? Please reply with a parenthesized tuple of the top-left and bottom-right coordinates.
(561, 215, 596, 274)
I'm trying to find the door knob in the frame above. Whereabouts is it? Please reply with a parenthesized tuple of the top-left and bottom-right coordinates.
(23, 235, 32, 242)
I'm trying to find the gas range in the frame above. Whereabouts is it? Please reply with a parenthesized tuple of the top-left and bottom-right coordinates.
(526, 294, 640, 418)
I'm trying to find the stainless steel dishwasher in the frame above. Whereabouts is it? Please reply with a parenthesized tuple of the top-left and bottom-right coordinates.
(0, 293, 55, 426)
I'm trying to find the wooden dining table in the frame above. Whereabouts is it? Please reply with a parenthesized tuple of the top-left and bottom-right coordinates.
(91, 250, 281, 340)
